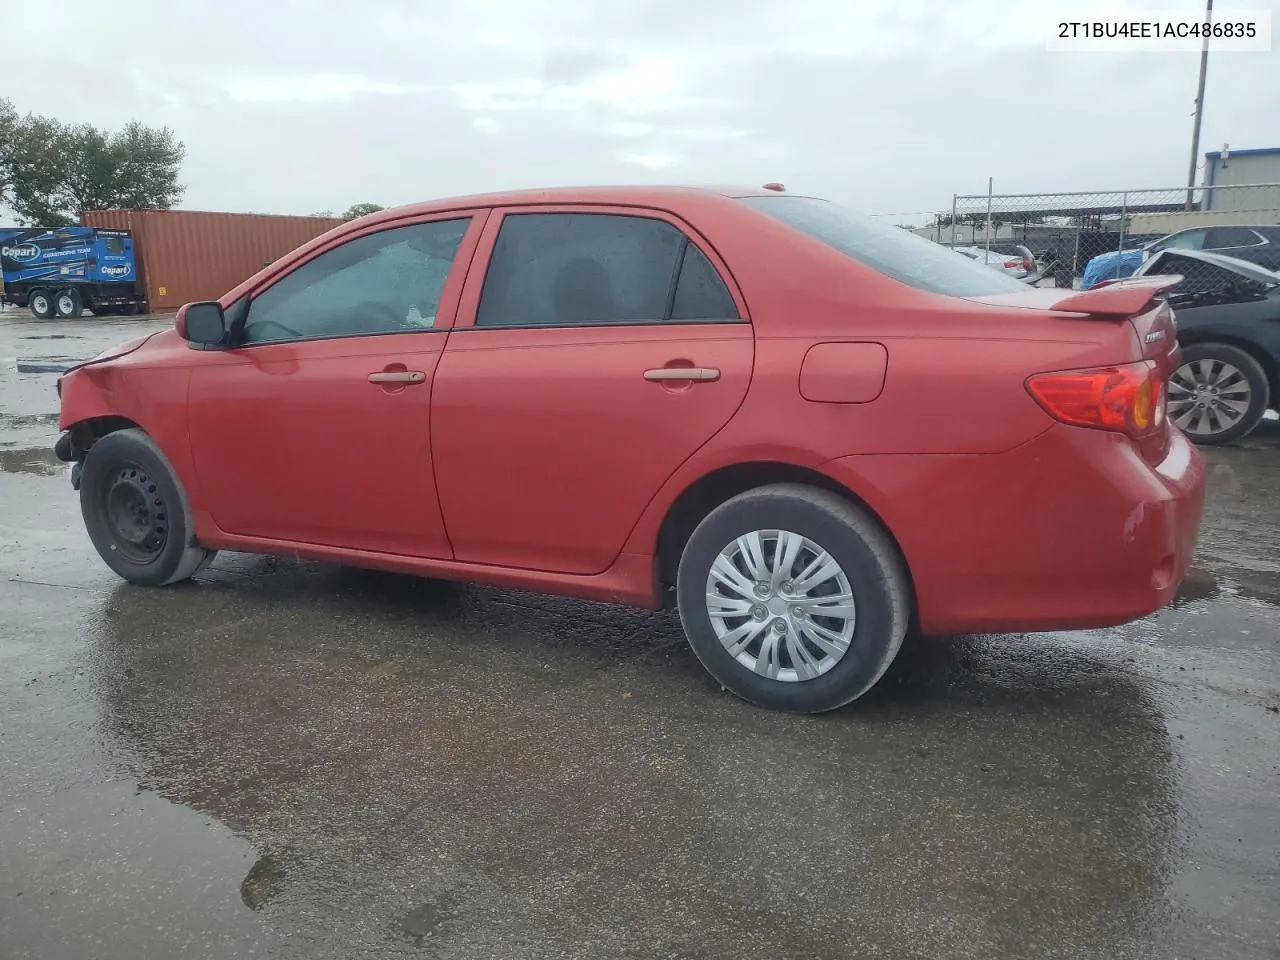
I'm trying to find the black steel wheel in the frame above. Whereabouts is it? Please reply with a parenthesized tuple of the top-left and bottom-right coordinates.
(79, 429, 216, 586)
(100, 461, 170, 563)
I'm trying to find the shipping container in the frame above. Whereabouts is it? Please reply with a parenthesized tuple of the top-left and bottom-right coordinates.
(80, 209, 344, 313)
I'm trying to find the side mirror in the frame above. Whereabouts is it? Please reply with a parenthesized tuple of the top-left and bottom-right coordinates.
(177, 301, 227, 346)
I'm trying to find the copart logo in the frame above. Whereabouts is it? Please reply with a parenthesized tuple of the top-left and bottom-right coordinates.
(101, 264, 131, 278)
(2, 243, 40, 262)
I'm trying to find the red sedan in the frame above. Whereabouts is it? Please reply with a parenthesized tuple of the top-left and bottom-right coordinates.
(54, 186, 1205, 712)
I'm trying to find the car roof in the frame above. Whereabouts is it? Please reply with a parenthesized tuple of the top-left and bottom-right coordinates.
(356, 185, 784, 223)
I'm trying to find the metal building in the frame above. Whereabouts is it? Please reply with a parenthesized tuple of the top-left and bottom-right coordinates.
(1203, 147, 1280, 212)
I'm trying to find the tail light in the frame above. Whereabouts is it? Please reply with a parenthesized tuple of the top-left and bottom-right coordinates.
(1002, 259, 1020, 269)
(1022, 256, 1033, 271)
(1026, 360, 1166, 439)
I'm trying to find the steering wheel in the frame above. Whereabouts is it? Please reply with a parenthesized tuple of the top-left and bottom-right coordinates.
(243, 318, 303, 342)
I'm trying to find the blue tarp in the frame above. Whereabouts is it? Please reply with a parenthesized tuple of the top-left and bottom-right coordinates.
(1081, 248, 1146, 289)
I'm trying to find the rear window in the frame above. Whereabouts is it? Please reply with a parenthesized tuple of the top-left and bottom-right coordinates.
(740, 195, 1029, 297)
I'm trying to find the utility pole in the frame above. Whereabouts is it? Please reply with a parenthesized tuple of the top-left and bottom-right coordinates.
(1185, 0, 1213, 210)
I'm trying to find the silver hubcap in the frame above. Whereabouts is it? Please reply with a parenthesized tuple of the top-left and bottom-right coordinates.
(705, 529, 856, 683)
(1168, 358, 1252, 437)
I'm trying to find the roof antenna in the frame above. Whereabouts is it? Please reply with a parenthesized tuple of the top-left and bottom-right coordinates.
(762, 182, 786, 192)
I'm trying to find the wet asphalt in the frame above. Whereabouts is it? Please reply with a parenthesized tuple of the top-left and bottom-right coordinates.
(1, 307, 1278, 960)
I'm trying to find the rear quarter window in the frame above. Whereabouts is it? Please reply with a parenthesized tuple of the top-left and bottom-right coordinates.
(739, 195, 1028, 297)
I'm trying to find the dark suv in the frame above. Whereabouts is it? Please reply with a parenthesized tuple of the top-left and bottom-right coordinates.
(1130, 248, 1280, 444)
(1146, 225, 1280, 270)
(1082, 225, 1280, 290)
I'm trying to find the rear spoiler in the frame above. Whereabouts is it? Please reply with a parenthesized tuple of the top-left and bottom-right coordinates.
(1049, 274, 1181, 317)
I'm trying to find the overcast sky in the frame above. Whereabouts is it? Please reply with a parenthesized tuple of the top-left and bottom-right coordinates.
(5, 0, 1279, 222)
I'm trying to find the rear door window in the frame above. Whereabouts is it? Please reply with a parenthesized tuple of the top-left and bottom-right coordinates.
(740, 195, 1027, 296)
(670, 243, 739, 321)
(1205, 226, 1264, 249)
(476, 212, 740, 327)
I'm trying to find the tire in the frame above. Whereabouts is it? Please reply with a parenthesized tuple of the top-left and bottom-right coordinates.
(676, 484, 910, 713)
(55, 287, 83, 319)
(1168, 342, 1270, 445)
(30, 290, 55, 319)
(79, 428, 216, 586)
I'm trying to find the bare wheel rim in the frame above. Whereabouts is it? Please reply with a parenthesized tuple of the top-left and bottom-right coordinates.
(58, 294, 76, 315)
(32, 295, 50, 313)
(1167, 358, 1252, 437)
(100, 460, 169, 564)
(705, 529, 856, 683)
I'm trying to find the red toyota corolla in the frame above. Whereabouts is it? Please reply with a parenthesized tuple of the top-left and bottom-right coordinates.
(54, 186, 1205, 712)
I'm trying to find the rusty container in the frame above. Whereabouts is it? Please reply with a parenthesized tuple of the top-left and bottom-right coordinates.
(81, 209, 344, 312)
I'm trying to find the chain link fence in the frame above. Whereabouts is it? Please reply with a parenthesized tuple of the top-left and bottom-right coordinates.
(928, 182, 1280, 290)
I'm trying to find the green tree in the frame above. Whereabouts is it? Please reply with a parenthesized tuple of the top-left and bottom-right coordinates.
(0, 100, 185, 226)
(0, 98, 16, 198)
(343, 202, 384, 220)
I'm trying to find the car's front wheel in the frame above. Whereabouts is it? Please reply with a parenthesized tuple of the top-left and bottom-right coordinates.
(676, 484, 910, 713)
(1168, 343, 1270, 445)
(79, 428, 216, 586)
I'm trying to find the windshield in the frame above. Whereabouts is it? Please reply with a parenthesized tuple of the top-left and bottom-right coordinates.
(740, 195, 1029, 297)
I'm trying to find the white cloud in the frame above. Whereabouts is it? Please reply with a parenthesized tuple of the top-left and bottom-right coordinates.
(3, 0, 1277, 219)
(621, 153, 678, 169)
(217, 73, 423, 104)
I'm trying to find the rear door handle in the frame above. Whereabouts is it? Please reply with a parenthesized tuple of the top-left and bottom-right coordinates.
(368, 370, 426, 384)
(642, 367, 721, 383)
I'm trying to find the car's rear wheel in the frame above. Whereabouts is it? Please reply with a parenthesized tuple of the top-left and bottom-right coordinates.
(30, 290, 55, 319)
(79, 428, 216, 586)
(1168, 343, 1270, 445)
(676, 484, 910, 713)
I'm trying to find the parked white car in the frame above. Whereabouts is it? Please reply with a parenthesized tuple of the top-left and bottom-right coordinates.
(950, 244, 1035, 280)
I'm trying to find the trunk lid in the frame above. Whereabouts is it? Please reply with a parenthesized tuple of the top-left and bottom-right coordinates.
(968, 275, 1184, 464)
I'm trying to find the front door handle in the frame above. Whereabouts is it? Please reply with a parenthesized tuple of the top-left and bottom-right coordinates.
(368, 370, 426, 385)
(642, 367, 721, 383)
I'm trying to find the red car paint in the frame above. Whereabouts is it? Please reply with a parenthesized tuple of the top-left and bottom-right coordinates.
(58, 186, 1205, 632)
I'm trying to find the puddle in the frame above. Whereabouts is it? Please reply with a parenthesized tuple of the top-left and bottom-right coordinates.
(240, 854, 288, 911)
(15, 361, 75, 373)
(0, 782, 271, 956)
(0, 447, 65, 476)
(1171, 567, 1219, 607)
(0, 412, 60, 428)
(399, 898, 459, 947)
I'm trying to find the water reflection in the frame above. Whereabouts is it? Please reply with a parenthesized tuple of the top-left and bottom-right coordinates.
(89, 563, 1179, 957)
(0, 446, 66, 476)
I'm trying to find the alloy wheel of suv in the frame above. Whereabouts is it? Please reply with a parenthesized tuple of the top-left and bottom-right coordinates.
(1168, 343, 1270, 445)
